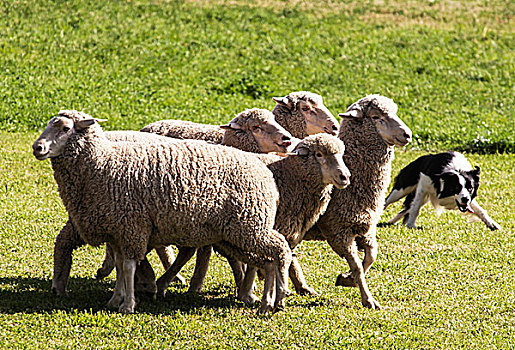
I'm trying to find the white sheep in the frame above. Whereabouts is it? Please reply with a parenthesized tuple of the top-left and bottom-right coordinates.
(51, 131, 188, 297)
(156, 133, 351, 298)
(51, 109, 293, 297)
(303, 95, 412, 309)
(272, 91, 339, 138)
(141, 91, 339, 143)
(33, 110, 293, 314)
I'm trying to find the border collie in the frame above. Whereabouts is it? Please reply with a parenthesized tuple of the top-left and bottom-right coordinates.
(384, 151, 501, 230)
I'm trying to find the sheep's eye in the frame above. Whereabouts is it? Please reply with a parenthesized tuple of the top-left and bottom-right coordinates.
(251, 126, 261, 132)
(316, 152, 323, 158)
(371, 115, 380, 120)
(62, 126, 71, 133)
(302, 106, 310, 111)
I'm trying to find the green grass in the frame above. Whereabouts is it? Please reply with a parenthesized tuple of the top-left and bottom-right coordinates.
(2, 132, 514, 348)
(1, 1, 515, 348)
(0, 0, 513, 152)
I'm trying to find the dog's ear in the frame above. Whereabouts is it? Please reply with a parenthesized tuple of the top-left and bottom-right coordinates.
(470, 166, 481, 198)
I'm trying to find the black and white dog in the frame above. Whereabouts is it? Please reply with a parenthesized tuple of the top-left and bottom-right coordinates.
(384, 151, 501, 230)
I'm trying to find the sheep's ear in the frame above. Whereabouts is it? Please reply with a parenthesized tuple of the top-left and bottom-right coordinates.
(339, 107, 363, 119)
(220, 121, 241, 130)
(273, 96, 292, 108)
(75, 118, 106, 130)
(289, 146, 309, 157)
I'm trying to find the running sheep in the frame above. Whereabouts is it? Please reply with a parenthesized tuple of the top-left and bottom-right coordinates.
(33, 110, 292, 315)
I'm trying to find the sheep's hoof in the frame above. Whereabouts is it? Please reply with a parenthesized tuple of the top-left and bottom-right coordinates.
(295, 286, 319, 296)
(106, 296, 123, 310)
(335, 273, 358, 287)
(273, 299, 286, 313)
(172, 274, 187, 286)
(238, 293, 259, 306)
(51, 286, 69, 297)
(362, 298, 382, 310)
(119, 300, 136, 314)
(96, 268, 110, 280)
(257, 303, 273, 315)
(156, 289, 167, 299)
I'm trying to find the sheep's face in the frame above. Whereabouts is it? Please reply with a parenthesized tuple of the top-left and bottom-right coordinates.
(339, 96, 412, 147)
(273, 92, 339, 136)
(368, 107, 412, 147)
(249, 118, 293, 153)
(33, 111, 101, 160)
(33, 116, 76, 160)
(298, 98, 339, 136)
(292, 134, 350, 189)
(221, 109, 293, 153)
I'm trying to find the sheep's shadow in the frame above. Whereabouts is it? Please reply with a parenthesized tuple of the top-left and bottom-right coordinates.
(0, 277, 243, 315)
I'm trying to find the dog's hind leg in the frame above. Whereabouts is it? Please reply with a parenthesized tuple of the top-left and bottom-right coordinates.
(388, 192, 414, 224)
(384, 185, 416, 209)
(470, 199, 502, 231)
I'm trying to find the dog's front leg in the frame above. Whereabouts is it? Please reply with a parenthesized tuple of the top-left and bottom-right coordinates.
(406, 185, 429, 229)
(470, 199, 501, 231)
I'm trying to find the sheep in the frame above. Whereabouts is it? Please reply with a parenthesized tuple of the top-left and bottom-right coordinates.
(141, 91, 339, 143)
(272, 91, 339, 138)
(142, 108, 293, 154)
(141, 120, 225, 143)
(302, 95, 412, 309)
(156, 133, 351, 298)
(91, 108, 293, 285)
(51, 130, 188, 298)
(33, 110, 293, 314)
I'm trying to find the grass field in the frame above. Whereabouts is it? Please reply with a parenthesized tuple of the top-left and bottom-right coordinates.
(1, 0, 514, 348)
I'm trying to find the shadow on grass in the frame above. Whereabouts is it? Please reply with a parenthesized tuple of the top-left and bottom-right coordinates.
(0, 277, 243, 315)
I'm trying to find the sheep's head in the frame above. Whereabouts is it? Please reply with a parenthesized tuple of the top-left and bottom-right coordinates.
(273, 91, 339, 136)
(290, 133, 350, 189)
(221, 108, 293, 153)
(339, 95, 412, 147)
(32, 110, 106, 160)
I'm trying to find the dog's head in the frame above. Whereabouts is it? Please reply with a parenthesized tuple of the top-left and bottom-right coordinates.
(437, 166, 480, 213)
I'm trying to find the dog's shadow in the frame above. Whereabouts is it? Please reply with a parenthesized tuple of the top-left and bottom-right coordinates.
(0, 277, 242, 315)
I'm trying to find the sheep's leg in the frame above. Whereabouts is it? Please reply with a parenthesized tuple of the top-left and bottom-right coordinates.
(470, 199, 501, 231)
(237, 266, 259, 306)
(156, 246, 186, 285)
(96, 244, 115, 280)
(134, 257, 157, 297)
(188, 245, 212, 293)
(274, 260, 291, 312)
(405, 185, 429, 229)
(227, 258, 247, 290)
(258, 263, 276, 315)
(156, 247, 196, 298)
(336, 234, 378, 288)
(107, 250, 125, 310)
(52, 220, 84, 297)
(328, 234, 381, 310)
(288, 254, 319, 296)
(119, 259, 138, 314)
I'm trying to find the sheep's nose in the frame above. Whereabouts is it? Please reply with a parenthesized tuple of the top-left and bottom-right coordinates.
(332, 125, 338, 131)
(339, 174, 349, 182)
(282, 135, 291, 141)
(33, 143, 45, 154)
